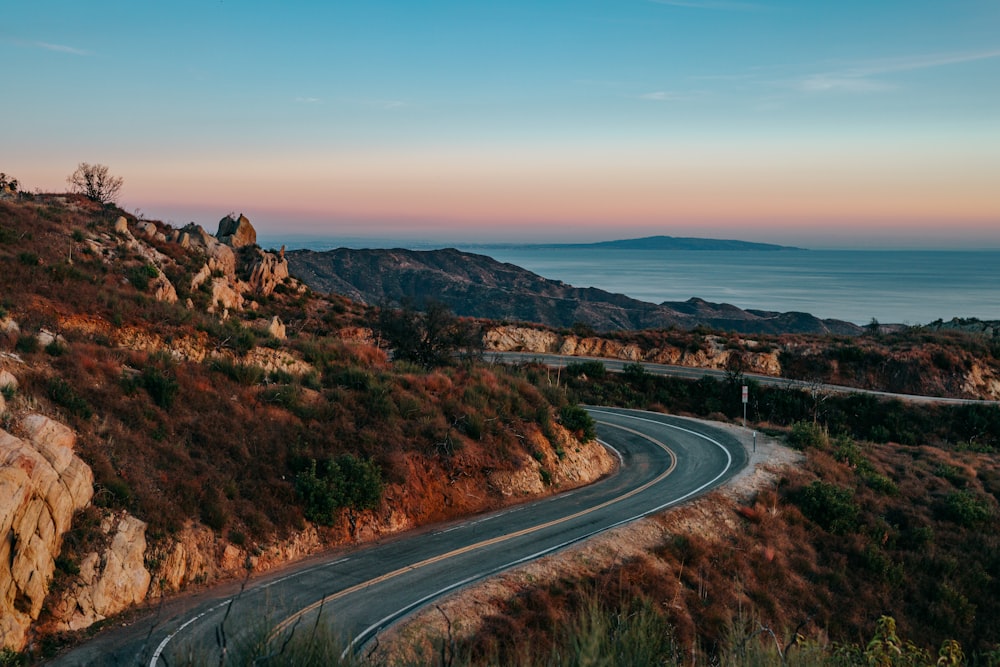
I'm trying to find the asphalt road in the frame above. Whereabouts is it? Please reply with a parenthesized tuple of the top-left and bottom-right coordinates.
(47, 408, 747, 667)
(488, 351, 998, 405)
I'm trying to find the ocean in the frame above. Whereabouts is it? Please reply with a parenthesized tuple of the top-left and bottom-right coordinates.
(463, 247, 1000, 326)
(268, 234, 1000, 326)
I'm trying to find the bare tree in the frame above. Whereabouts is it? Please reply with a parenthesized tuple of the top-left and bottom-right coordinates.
(67, 162, 124, 204)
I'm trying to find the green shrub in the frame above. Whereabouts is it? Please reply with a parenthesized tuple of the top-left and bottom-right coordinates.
(939, 490, 993, 527)
(565, 360, 607, 379)
(295, 455, 384, 526)
(14, 335, 39, 354)
(46, 377, 93, 419)
(17, 252, 39, 266)
(140, 365, 179, 409)
(125, 263, 159, 292)
(794, 481, 859, 534)
(560, 404, 596, 441)
(209, 358, 265, 386)
(788, 420, 829, 450)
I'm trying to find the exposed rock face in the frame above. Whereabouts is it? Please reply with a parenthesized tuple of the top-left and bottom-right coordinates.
(484, 326, 784, 376)
(216, 214, 257, 248)
(0, 414, 94, 650)
(47, 513, 151, 632)
(246, 250, 290, 296)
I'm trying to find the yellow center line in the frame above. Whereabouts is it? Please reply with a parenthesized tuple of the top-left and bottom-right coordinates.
(268, 420, 675, 640)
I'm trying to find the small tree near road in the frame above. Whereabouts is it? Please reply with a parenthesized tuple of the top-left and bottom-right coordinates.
(67, 162, 124, 204)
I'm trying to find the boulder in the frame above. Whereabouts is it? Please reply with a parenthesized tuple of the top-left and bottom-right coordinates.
(0, 318, 19, 336)
(267, 316, 286, 340)
(135, 221, 157, 240)
(48, 513, 151, 631)
(216, 214, 257, 248)
(113, 216, 129, 234)
(246, 250, 289, 296)
(0, 370, 17, 392)
(0, 415, 94, 650)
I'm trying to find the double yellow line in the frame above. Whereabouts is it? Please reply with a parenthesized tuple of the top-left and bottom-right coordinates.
(268, 420, 676, 643)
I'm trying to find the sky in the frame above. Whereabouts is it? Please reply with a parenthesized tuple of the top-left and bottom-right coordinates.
(4, 1, 999, 249)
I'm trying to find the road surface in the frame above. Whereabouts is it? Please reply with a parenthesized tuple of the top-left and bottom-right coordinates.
(489, 351, 997, 405)
(48, 408, 747, 666)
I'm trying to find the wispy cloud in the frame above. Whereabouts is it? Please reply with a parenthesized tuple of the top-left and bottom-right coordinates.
(7, 38, 93, 56)
(294, 97, 321, 104)
(639, 90, 706, 102)
(649, 0, 766, 11)
(788, 48, 1000, 94)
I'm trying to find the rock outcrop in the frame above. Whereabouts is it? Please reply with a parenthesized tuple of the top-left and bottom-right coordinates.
(484, 325, 783, 376)
(216, 214, 257, 248)
(46, 513, 151, 632)
(0, 414, 94, 650)
(246, 249, 290, 297)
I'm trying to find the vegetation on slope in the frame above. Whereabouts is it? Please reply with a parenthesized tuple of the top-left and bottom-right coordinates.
(435, 363, 1000, 663)
(0, 193, 600, 657)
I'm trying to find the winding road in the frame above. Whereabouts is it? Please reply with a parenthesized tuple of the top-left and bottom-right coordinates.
(489, 351, 998, 405)
(48, 408, 747, 666)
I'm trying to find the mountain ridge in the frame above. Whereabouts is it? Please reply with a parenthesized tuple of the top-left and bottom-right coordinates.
(285, 246, 859, 335)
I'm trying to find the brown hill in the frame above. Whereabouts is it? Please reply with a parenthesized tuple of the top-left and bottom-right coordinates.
(0, 193, 610, 655)
(286, 247, 862, 335)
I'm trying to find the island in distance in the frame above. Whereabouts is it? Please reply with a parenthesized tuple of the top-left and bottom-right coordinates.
(285, 237, 855, 336)
(468, 235, 805, 252)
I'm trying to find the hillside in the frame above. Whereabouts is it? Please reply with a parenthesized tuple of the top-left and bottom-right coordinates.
(0, 193, 611, 657)
(3, 188, 1000, 663)
(286, 247, 860, 335)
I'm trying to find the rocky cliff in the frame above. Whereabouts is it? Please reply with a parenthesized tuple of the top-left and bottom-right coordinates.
(484, 325, 783, 376)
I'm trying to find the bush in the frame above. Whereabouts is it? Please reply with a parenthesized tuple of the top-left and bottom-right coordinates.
(560, 404, 596, 441)
(794, 481, 859, 534)
(787, 420, 829, 450)
(126, 263, 159, 292)
(939, 490, 993, 527)
(14, 335, 39, 354)
(565, 361, 607, 379)
(295, 455, 384, 526)
(140, 365, 179, 409)
(46, 377, 93, 419)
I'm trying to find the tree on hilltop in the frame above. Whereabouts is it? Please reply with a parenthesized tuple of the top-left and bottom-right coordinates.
(67, 162, 123, 204)
(0, 173, 19, 193)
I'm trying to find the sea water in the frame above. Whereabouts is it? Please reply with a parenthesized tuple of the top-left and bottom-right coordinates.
(269, 233, 1000, 326)
(461, 247, 1000, 326)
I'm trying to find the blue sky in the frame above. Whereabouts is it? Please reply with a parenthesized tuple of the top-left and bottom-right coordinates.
(4, 1, 999, 248)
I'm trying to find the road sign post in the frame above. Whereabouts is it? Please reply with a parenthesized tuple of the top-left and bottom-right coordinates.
(741, 385, 748, 428)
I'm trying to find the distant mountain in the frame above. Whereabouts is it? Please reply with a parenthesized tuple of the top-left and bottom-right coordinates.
(286, 247, 859, 335)
(575, 235, 803, 251)
(463, 235, 804, 252)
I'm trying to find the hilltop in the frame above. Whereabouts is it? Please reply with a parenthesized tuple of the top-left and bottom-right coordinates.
(0, 193, 610, 656)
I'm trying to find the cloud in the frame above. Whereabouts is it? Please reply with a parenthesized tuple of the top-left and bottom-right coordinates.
(788, 48, 1000, 95)
(639, 90, 705, 102)
(30, 40, 90, 56)
(793, 75, 892, 94)
(294, 97, 321, 104)
(649, 0, 765, 10)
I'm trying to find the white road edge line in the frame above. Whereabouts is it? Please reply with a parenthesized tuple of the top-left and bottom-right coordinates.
(147, 557, 351, 666)
(342, 410, 733, 657)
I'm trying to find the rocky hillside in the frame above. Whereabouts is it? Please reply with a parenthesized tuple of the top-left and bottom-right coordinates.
(0, 194, 612, 657)
(286, 247, 861, 335)
(484, 324, 1000, 401)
